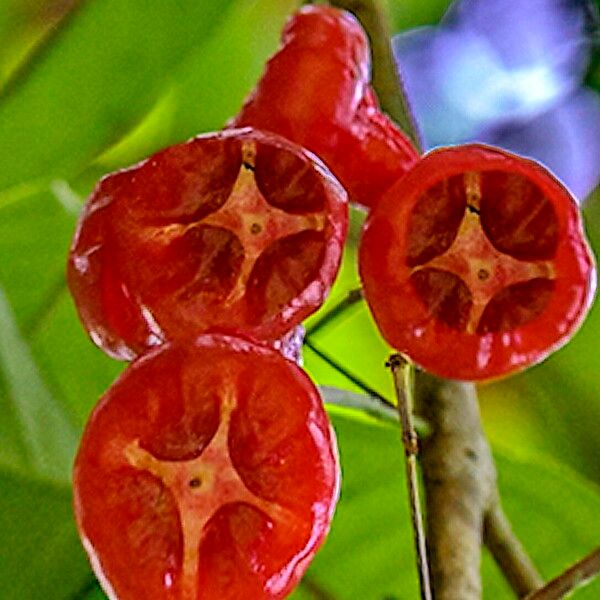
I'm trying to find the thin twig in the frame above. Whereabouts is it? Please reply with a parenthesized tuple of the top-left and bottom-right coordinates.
(525, 547, 600, 600)
(320, 385, 431, 434)
(328, 0, 423, 150)
(319, 385, 398, 423)
(306, 288, 364, 336)
(387, 354, 432, 600)
(304, 337, 395, 408)
(484, 503, 544, 597)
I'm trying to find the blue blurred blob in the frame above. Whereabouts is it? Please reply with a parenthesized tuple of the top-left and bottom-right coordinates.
(444, 0, 593, 76)
(481, 89, 600, 200)
(393, 0, 600, 201)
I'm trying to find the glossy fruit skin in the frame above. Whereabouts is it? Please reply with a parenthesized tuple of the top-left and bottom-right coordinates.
(233, 5, 419, 210)
(67, 127, 348, 360)
(73, 334, 340, 600)
(359, 144, 596, 381)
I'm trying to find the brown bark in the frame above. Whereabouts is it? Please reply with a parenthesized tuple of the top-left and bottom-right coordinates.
(414, 372, 544, 599)
(484, 502, 544, 597)
(525, 547, 600, 600)
(415, 373, 497, 599)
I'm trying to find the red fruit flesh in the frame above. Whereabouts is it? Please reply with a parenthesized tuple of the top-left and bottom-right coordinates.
(359, 144, 596, 381)
(233, 6, 419, 209)
(73, 334, 340, 600)
(67, 128, 347, 360)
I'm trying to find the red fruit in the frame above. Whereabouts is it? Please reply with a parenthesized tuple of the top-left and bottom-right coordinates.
(235, 5, 369, 140)
(333, 86, 420, 210)
(73, 334, 340, 600)
(359, 144, 596, 381)
(67, 128, 347, 360)
(233, 6, 419, 209)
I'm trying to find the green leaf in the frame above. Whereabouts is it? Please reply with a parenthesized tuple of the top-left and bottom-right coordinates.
(0, 185, 122, 432)
(0, 184, 76, 329)
(28, 288, 124, 427)
(0, 0, 235, 192)
(304, 207, 397, 401)
(307, 300, 395, 400)
(95, 0, 301, 171)
(489, 450, 600, 598)
(0, 286, 77, 482)
(0, 469, 90, 600)
(290, 413, 600, 600)
(0, 183, 113, 483)
(386, 0, 452, 29)
(0, 0, 78, 87)
(79, 584, 107, 600)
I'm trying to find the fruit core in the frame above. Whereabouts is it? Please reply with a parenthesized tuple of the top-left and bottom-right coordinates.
(142, 139, 328, 317)
(405, 170, 559, 335)
(123, 383, 296, 599)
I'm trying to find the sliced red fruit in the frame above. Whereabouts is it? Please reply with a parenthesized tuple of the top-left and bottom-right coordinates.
(233, 6, 419, 210)
(73, 334, 340, 600)
(67, 128, 347, 360)
(359, 144, 596, 381)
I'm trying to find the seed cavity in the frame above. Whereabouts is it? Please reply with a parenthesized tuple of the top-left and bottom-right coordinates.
(477, 268, 490, 281)
(250, 223, 262, 235)
(188, 477, 202, 488)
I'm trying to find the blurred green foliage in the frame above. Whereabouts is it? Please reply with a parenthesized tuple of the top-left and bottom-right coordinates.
(0, 1, 599, 598)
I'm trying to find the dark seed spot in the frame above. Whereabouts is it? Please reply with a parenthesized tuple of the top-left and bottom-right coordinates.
(243, 161, 255, 171)
(188, 477, 201, 488)
(477, 268, 490, 281)
(250, 223, 262, 235)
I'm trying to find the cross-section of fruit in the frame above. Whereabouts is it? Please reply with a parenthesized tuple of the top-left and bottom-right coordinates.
(67, 128, 347, 360)
(73, 334, 340, 600)
(359, 144, 596, 381)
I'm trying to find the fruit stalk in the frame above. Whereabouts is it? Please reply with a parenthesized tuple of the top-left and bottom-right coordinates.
(414, 373, 544, 599)
(524, 547, 600, 600)
(414, 373, 492, 599)
(484, 502, 544, 596)
(388, 354, 432, 600)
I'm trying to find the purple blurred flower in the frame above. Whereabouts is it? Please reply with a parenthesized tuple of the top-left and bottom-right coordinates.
(393, 0, 600, 201)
